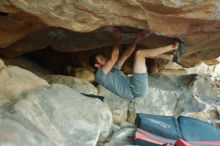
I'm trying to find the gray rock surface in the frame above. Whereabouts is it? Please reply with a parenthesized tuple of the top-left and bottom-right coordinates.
(127, 74, 220, 124)
(105, 127, 135, 146)
(163, 60, 220, 77)
(128, 86, 181, 123)
(189, 75, 220, 104)
(0, 60, 112, 146)
(44, 75, 98, 95)
(186, 63, 220, 77)
(0, 84, 112, 146)
(184, 75, 220, 121)
(0, 93, 10, 114)
(98, 85, 130, 125)
(0, 61, 49, 101)
(0, 58, 220, 146)
(0, 59, 5, 70)
(96, 73, 220, 125)
(0, 113, 54, 146)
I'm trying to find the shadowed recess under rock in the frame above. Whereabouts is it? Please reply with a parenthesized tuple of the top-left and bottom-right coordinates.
(0, 26, 174, 56)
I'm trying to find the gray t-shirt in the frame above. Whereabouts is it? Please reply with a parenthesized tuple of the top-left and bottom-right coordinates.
(95, 64, 134, 99)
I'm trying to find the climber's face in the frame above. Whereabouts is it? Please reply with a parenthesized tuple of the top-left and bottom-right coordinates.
(95, 55, 106, 68)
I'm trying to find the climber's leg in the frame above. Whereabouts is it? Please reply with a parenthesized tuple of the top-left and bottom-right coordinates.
(130, 42, 178, 97)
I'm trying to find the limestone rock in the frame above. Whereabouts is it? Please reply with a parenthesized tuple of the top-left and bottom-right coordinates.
(44, 75, 98, 95)
(186, 62, 220, 77)
(0, 10, 45, 48)
(1, 84, 112, 146)
(0, 58, 49, 111)
(0, 94, 9, 106)
(97, 85, 129, 125)
(72, 68, 95, 82)
(0, 61, 49, 100)
(0, 93, 10, 114)
(162, 60, 220, 76)
(128, 87, 182, 123)
(185, 75, 220, 121)
(95, 73, 220, 125)
(0, 113, 54, 146)
(105, 127, 135, 146)
(129, 74, 220, 125)
(162, 61, 187, 75)
(67, 67, 95, 82)
(188, 75, 220, 104)
(3, 0, 220, 32)
(0, 62, 112, 146)
(0, 59, 5, 70)
(0, 1, 220, 67)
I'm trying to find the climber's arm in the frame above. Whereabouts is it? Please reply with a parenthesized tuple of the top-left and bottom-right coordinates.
(102, 29, 120, 74)
(117, 32, 142, 67)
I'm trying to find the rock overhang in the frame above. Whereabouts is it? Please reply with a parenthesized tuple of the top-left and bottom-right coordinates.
(0, 0, 220, 68)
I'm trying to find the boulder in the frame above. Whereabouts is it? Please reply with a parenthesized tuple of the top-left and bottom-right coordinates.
(162, 60, 220, 77)
(97, 85, 130, 125)
(0, 93, 10, 114)
(2, 0, 220, 33)
(44, 75, 98, 95)
(128, 86, 181, 123)
(0, 1, 220, 67)
(188, 75, 220, 104)
(94, 73, 220, 125)
(185, 75, 220, 121)
(186, 62, 220, 77)
(0, 113, 54, 146)
(104, 127, 135, 146)
(0, 59, 5, 70)
(67, 67, 95, 82)
(0, 10, 45, 49)
(72, 68, 94, 82)
(127, 74, 218, 123)
(0, 84, 112, 146)
(0, 60, 49, 100)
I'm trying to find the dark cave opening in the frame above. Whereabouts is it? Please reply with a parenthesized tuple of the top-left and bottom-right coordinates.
(0, 12, 9, 17)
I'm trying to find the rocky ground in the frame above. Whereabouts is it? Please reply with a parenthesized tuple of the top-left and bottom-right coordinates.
(0, 58, 220, 146)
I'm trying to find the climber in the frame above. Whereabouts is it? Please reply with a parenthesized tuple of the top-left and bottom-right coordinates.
(89, 28, 181, 100)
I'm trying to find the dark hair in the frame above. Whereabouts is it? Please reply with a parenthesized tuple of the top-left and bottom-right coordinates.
(89, 53, 100, 69)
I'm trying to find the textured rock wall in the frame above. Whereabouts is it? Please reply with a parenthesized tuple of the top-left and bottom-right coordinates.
(0, 58, 220, 145)
(0, 0, 220, 67)
(0, 59, 112, 146)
